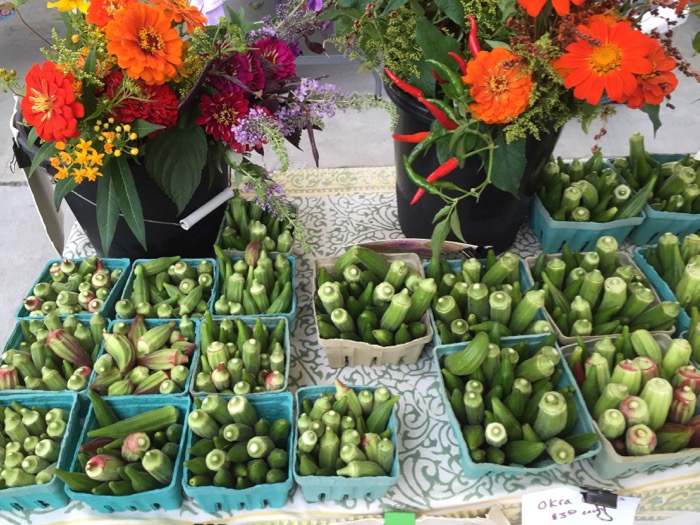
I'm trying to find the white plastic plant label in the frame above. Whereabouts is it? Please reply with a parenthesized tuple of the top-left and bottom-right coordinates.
(522, 487, 640, 525)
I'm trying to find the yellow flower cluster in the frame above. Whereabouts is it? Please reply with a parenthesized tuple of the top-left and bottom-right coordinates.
(96, 119, 139, 157)
(50, 139, 104, 184)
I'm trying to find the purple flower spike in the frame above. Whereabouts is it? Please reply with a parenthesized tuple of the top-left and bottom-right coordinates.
(306, 0, 323, 11)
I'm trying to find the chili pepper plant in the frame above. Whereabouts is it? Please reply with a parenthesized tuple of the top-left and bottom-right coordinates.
(329, 0, 699, 259)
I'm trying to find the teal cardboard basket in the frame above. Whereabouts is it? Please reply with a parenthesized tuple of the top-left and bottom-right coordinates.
(0, 392, 80, 511)
(189, 316, 290, 397)
(633, 246, 690, 334)
(15, 258, 130, 321)
(426, 258, 551, 347)
(627, 154, 700, 245)
(65, 395, 191, 512)
(117, 258, 218, 320)
(530, 197, 644, 253)
(212, 255, 297, 327)
(182, 392, 294, 511)
(1, 318, 99, 396)
(89, 317, 201, 397)
(434, 340, 601, 478)
(293, 385, 400, 502)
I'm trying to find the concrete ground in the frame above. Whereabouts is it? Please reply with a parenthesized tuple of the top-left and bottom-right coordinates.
(0, 6, 699, 344)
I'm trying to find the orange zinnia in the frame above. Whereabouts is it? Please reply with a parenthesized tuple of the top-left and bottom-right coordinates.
(517, 0, 585, 17)
(21, 62, 85, 143)
(105, 3, 183, 85)
(463, 48, 533, 125)
(152, 0, 207, 33)
(86, 0, 136, 27)
(625, 40, 678, 109)
(553, 20, 653, 105)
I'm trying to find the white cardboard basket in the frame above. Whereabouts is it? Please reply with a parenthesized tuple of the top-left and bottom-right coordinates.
(312, 252, 433, 367)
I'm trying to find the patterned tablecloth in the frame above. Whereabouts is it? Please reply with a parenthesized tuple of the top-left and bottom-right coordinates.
(6, 166, 699, 525)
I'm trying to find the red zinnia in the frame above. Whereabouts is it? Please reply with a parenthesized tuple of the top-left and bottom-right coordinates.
(21, 62, 85, 143)
(251, 38, 296, 81)
(247, 52, 265, 91)
(103, 71, 179, 130)
(209, 52, 255, 93)
(553, 20, 653, 105)
(625, 40, 678, 109)
(196, 91, 249, 150)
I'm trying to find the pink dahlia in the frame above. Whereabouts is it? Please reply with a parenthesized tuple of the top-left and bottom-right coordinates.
(251, 37, 296, 81)
(196, 90, 249, 151)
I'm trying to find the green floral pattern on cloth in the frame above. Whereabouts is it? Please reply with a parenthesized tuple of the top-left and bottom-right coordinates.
(9, 166, 694, 525)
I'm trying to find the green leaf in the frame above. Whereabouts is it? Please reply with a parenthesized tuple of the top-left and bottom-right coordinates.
(484, 39, 512, 51)
(144, 125, 208, 214)
(111, 156, 147, 250)
(436, 136, 453, 165)
(95, 171, 119, 256)
(53, 176, 78, 211)
(27, 128, 38, 148)
(223, 149, 243, 168)
(381, 0, 407, 15)
(434, 0, 464, 27)
(132, 119, 166, 138)
(498, 0, 516, 21)
(490, 135, 526, 197)
(432, 205, 451, 224)
(84, 48, 96, 75)
(431, 216, 451, 262)
(641, 104, 662, 137)
(450, 208, 466, 242)
(414, 59, 437, 98)
(415, 16, 460, 66)
(29, 141, 57, 178)
(693, 30, 700, 53)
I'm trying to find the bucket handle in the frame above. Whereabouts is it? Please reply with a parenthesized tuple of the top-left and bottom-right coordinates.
(179, 188, 233, 230)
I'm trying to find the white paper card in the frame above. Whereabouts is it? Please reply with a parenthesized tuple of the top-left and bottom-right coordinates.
(522, 487, 640, 525)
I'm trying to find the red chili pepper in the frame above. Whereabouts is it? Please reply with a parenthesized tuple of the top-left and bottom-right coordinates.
(418, 98, 458, 130)
(391, 132, 431, 143)
(431, 69, 447, 84)
(384, 67, 423, 98)
(448, 52, 468, 75)
(467, 15, 481, 56)
(410, 158, 460, 205)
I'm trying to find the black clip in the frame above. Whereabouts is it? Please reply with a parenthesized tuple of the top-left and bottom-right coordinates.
(580, 486, 619, 509)
(459, 244, 494, 259)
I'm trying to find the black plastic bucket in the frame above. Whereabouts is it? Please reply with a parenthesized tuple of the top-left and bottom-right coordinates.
(385, 82, 560, 253)
(14, 114, 229, 259)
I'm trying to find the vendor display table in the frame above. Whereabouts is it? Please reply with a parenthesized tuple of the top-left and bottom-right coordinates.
(4, 166, 698, 525)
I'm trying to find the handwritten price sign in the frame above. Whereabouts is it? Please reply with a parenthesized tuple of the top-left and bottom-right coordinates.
(522, 487, 640, 525)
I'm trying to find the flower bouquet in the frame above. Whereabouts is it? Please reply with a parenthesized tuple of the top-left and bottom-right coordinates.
(329, 0, 699, 256)
(1, 0, 389, 255)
